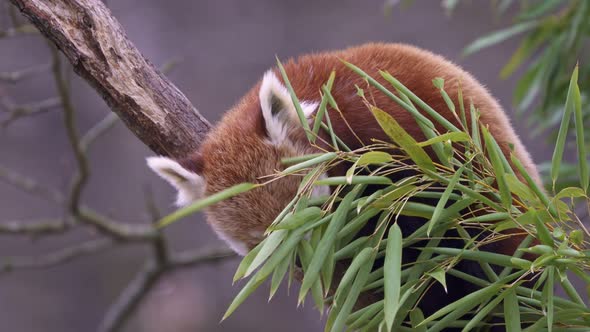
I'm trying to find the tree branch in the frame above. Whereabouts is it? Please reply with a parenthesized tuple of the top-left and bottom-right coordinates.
(9, 0, 211, 158)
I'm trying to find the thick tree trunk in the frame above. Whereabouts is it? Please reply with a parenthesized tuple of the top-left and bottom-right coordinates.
(9, 0, 211, 158)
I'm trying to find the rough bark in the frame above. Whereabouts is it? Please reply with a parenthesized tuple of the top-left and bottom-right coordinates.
(9, 0, 211, 158)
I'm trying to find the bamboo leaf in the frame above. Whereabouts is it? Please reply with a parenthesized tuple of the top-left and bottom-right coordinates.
(428, 164, 465, 236)
(157, 183, 257, 228)
(276, 57, 313, 141)
(299, 185, 363, 303)
(384, 223, 403, 332)
(357, 151, 394, 165)
(417, 132, 469, 147)
(463, 21, 539, 55)
(329, 250, 375, 332)
(425, 266, 448, 294)
(551, 66, 578, 190)
(312, 71, 336, 139)
(504, 288, 522, 332)
(482, 126, 511, 209)
(222, 276, 265, 320)
(269, 252, 292, 300)
(268, 207, 322, 231)
(572, 73, 588, 193)
(244, 230, 287, 277)
(233, 242, 263, 282)
(371, 106, 435, 172)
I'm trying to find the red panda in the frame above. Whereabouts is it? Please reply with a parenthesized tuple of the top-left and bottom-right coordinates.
(147, 43, 540, 316)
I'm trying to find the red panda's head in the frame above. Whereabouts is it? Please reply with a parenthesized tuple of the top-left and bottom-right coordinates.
(147, 71, 324, 255)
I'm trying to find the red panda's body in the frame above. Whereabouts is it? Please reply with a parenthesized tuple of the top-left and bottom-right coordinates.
(148, 43, 540, 322)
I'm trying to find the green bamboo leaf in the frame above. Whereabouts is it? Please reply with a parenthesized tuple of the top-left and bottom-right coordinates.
(428, 164, 465, 236)
(533, 210, 554, 247)
(312, 71, 336, 140)
(269, 252, 292, 300)
(334, 247, 373, 299)
(554, 187, 587, 200)
(321, 245, 335, 296)
(551, 66, 579, 190)
(233, 241, 263, 282)
(422, 247, 532, 268)
(504, 288, 522, 332)
(457, 85, 467, 129)
(314, 175, 392, 186)
(282, 152, 337, 174)
(433, 77, 456, 114)
(518, 0, 561, 19)
(371, 106, 435, 172)
(419, 282, 504, 327)
(276, 57, 313, 141)
(461, 290, 507, 332)
(244, 230, 287, 277)
(384, 223, 403, 332)
(379, 71, 461, 133)
(348, 300, 384, 329)
(425, 266, 448, 294)
(268, 207, 322, 231)
(341, 61, 437, 131)
(357, 151, 394, 165)
(463, 21, 539, 55)
(482, 126, 512, 209)
(253, 229, 305, 284)
(157, 183, 257, 228)
(417, 132, 469, 147)
(329, 250, 375, 332)
(409, 308, 427, 332)
(504, 173, 536, 202)
(510, 153, 556, 216)
(281, 153, 325, 165)
(299, 185, 363, 303)
(469, 103, 482, 150)
(298, 240, 325, 312)
(222, 275, 265, 320)
(572, 76, 588, 193)
(334, 236, 369, 260)
(543, 267, 555, 332)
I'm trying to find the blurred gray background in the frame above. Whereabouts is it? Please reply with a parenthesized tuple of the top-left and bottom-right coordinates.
(0, 1, 550, 332)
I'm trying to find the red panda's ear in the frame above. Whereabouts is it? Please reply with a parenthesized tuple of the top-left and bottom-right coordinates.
(147, 156, 205, 206)
(259, 70, 317, 145)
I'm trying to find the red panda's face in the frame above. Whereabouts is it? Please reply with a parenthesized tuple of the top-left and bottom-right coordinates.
(147, 71, 322, 255)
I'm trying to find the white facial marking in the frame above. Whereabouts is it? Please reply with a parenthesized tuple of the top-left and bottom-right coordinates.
(146, 156, 205, 206)
(210, 225, 249, 255)
(259, 70, 318, 145)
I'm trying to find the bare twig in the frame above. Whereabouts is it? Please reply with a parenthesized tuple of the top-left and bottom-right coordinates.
(50, 44, 89, 216)
(0, 218, 69, 235)
(97, 260, 162, 332)
(0, 23, 37, 38)
(0, 164, 64, 203)
(98, 246, 235, 332)
(0, 63, 51, 83)
(80, 112, 119, 151)
(170, 247, 236, 269)
(0, 238, 113, 273)
(0, 97, 61, 127)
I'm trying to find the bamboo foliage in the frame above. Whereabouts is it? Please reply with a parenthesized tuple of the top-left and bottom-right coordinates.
(160, 65, 590, 331)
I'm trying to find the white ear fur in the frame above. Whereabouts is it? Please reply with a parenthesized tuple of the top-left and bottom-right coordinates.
(147, 156, 205, 206)
(259, 70, 318, 145)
